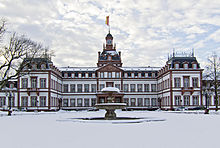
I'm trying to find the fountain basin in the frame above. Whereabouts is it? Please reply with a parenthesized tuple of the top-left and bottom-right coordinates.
(95, 103, 126, 110)
(95, 103, 126, 120)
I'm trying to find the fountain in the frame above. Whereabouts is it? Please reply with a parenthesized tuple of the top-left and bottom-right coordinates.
(95, 87, 126, 120)
(63, 87, 166, 123)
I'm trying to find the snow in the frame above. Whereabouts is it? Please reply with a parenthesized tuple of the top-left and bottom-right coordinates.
(122, 67, 161, 71)
(0, 110, 220, 148)
(59, 67, 98, 71)
(101, 87, 120, 93)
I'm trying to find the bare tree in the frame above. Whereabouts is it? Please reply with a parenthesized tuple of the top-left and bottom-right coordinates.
(0, 19, 6, 41)
(0, 31, 46, 89)
(204, 52, 220, 111)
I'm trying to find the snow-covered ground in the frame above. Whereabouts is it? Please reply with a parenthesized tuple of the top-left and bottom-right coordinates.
(0, 110, 219, 148)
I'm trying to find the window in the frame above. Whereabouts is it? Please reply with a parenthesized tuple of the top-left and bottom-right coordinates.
(130, 84, 136, 92)
(123, 98, 129, 105)
(151, 84, 157, 92)
(84, 84, 89, 92)
(145, 73, 148, 78)
(175, 96, 181, 106)
(10, 97, 15, 107)
(151, 98, 157, 106)
(193, 96, 199, 105)
(144, 84, 149, 92)
(184, 96, 190, 106)
(21, 78, 28, 88)
(115, 84, 120, 90)
(64, 73, 68, 78)
(152, 73, 155, 78)
(100, 84, 105, 91)
(192, 64, 197, 69)
(138, 73, 142, 78)
(92, 73, 96, 78)
(108, 72, 112, 78)
(174, 78, 181, 88)
(175, 63, 179, 69)
(21, 97, 28, 107)
(77, 84, 82, 92)
(40, 96, 46, 107)
(91, 98, 96, 106)
(123, 84, 129, 92)
(0, 97, 6, 106)
(70, 84, 76, 93)
(131, 73, 134, 78)
(100, 72, 104, 78)
(31, 96, 38, 107)
(63, 99, 68, 107)
(32, 64, 37, 70)
(192, 78, 198, 88)
(112, 72, 115, 78)
(130, 98, 136, 106)
(63, 84, 69, 93)
(183, 77, 190, 88)
(104, 72, 108, 78)
(41, 64, 46, 69)
(70, 99, 76, 107)
(116, 72, 120, 78)
(78, 73, 81, 78)
(84, 99, 90, 107)
(40, 78, 46, 88)
(31, 77, 37, 88)
(137, 98, 143, 106)
(137, 84, 143, 92)
(124, 73, 128, 78)
(144, 98, 150, 106)
(183, 63, 188, 69)
(77, 98, 82, 107)
(91, 84, 96, 92)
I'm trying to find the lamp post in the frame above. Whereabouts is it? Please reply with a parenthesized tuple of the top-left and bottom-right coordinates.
(5, 88, 14, 116)
(204, 89, 211, 114)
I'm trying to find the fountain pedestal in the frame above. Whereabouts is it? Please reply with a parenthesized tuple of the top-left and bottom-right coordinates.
(105, 109, 116, 120)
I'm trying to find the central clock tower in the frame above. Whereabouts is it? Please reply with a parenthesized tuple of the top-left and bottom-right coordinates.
(97, 32, 122, 67)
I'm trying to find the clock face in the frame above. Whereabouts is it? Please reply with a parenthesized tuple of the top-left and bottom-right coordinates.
(107, 39, 112, 45)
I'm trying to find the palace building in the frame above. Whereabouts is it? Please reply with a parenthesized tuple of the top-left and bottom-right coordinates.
(0, 32, 206, 111)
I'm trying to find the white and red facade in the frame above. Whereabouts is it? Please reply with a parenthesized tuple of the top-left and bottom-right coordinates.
(0, 32, 211, 111)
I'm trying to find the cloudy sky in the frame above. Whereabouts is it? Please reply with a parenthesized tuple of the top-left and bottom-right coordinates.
(0, 0, 220, 68)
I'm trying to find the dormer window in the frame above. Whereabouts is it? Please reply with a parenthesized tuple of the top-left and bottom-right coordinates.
(184, 63, 188, 69)
(32, 64, 37, 70)
(64, 73, 68, 78)
(41, 64, 46, 69)
(192, 63, 197, 69)
(174, 63, 179, 69)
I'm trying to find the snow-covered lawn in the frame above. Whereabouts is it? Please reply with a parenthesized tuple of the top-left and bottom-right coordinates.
(0, 110, 219, 148)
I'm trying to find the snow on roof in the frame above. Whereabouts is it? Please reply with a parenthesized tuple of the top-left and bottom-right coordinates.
(122, 67, 161, 71)
(101, 87, 120, 93)
(59, 66, 161, 72)
(59, 67, 98, 72)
